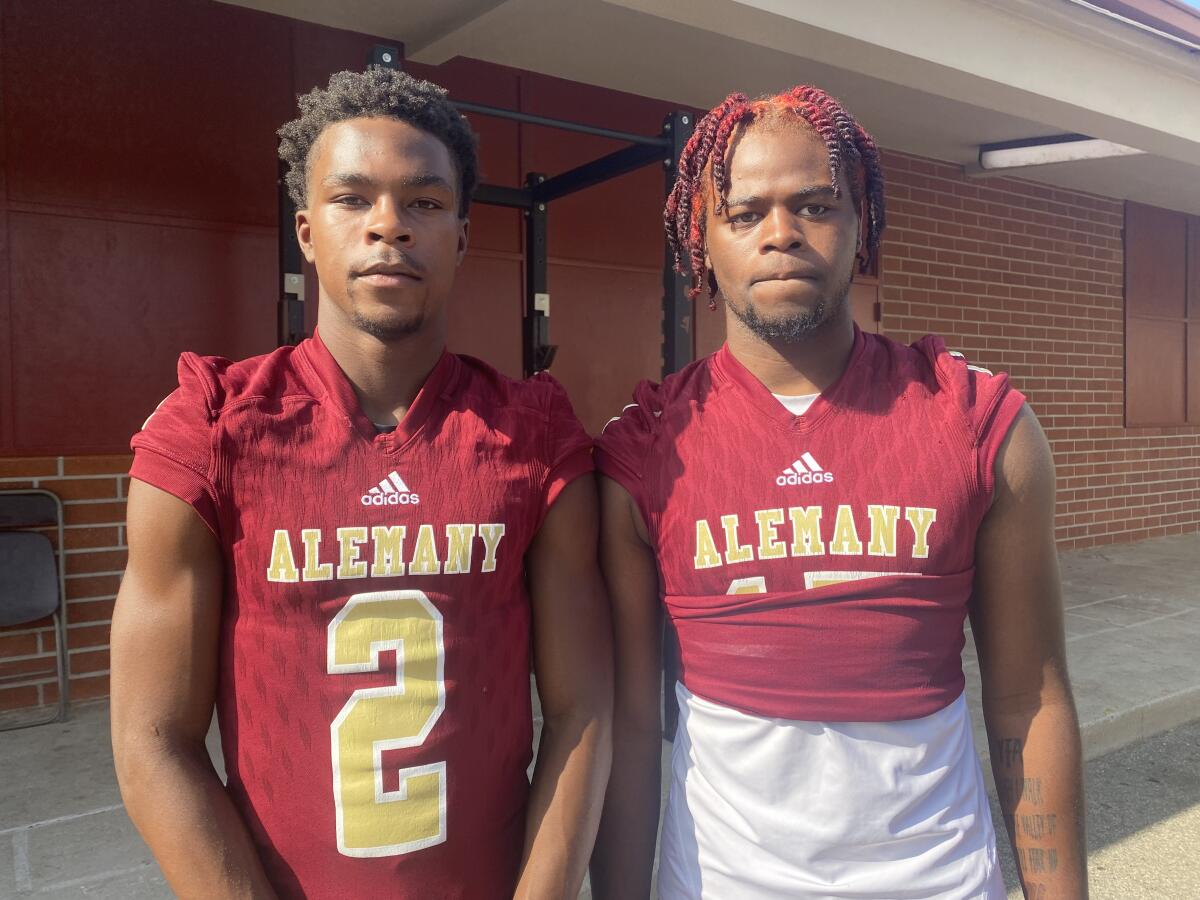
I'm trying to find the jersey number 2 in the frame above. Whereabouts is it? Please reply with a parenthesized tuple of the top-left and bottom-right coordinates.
(328, 590, 446, 857)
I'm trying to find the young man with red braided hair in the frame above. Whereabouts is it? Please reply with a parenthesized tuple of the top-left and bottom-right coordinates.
(591, 86, 1086, 899)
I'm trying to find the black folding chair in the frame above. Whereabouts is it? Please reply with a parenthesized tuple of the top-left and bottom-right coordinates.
(0, 489, 69, 728)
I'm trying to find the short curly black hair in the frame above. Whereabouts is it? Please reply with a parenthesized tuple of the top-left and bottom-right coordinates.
(278, 67, 478, 217)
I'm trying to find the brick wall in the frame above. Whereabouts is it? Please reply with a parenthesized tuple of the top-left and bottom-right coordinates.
(879, 150, 1200, 549)
(0, 456, 129, 712)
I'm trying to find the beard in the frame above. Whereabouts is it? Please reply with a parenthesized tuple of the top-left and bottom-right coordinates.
(350, 307, 426, 341)
(727, 266, 854, 344)
(345, 279, 428, 341)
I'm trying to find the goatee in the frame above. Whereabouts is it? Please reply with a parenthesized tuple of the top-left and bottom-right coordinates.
(728, 270, 853, 344)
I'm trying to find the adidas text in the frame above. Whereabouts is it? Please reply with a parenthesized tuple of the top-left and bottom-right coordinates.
(776, 453, 834, 486)
(776, 471, 834, 486)
(362, 470, 421, 506)
(361, 491, 421, 506)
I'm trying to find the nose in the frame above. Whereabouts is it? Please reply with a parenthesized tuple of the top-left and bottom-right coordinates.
(366, 199, 413, 245)
(760, 206, 803, 254)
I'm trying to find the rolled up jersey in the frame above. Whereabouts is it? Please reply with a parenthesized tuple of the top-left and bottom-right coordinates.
(597, 326, 1024, 723)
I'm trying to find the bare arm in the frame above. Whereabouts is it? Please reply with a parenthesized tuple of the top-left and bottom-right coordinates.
(110, 480, 277, 900)
(589, 476, 663, 900)
(515, 476, 614, 899)
(971, 406, 1087, 900)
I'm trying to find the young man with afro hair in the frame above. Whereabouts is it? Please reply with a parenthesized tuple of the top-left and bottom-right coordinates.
(592, 86, 1086, 899)
(111, 66, 612, 900)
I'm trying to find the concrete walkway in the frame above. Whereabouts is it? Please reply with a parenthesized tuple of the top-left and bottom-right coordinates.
(2, 533, 1199, 898)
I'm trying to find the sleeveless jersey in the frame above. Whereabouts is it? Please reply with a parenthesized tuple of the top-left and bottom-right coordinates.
(596, 327, 1024, 898)
(130, 331, 592, 899)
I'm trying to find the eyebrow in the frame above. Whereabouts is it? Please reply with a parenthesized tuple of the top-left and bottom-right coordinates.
(724, 185, 838, 208)
(320, 173, 456, 191)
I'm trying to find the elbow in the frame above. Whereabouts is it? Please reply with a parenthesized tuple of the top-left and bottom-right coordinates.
(111, 720, 207, 810)
(542, 687, 613, 741)
(111, 720, 167, 805)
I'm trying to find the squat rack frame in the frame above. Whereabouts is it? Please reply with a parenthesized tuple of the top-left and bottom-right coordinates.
(278, 48, 697, 380)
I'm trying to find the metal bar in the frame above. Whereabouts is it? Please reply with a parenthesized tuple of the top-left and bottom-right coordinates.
(524, 174, 554, 375)
(51, 490, 67, 722)
(474, 183, 533, 209)
(277, 159, 306, 346)
(454, 99, 670, 148)
(534, 141, 665, 204)
(662, 110, 696, 377)
(659, 109, 695, 742)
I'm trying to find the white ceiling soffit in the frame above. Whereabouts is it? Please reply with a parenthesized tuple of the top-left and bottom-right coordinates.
(221, 0, 1200, 212)
(413, 0, 1200, 164)
(215, 0, 509, 50)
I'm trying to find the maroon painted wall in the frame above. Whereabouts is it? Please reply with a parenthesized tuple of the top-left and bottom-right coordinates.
(0, 0, 692, 455)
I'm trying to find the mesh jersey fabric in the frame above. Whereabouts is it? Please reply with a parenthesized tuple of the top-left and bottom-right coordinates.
(130, 330, 592, 899)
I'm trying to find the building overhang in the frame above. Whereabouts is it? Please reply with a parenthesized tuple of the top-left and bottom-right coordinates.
(220, 0, 1200, 214)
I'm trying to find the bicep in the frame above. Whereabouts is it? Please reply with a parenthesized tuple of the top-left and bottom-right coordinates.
(526, 475, 612, 720)
(970, 405, 1070, 709)
(598, 476, 662, 735)
(111, 479, 224, 746)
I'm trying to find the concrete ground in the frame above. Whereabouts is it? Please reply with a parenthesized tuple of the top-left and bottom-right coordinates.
(2, 532, 1199, 898)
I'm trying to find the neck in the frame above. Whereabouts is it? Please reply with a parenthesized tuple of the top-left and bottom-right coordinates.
(316, 302, 447, 427)
(724, 303, 856, 396)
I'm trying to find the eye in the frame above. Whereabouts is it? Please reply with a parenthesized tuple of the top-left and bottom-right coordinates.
(332, 195, 367, 208)
(411, 198, 444, 210)
(798, 204, 828, 217)
(729, 211, 760, 225)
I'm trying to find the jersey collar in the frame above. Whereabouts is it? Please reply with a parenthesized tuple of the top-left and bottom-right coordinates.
(300, 329, 459, 450)
(711, 324, 866, 432)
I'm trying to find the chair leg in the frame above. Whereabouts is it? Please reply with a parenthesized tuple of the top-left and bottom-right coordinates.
(53, 609, 69, 722)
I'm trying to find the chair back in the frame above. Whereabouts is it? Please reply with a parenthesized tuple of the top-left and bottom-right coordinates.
(0, 492, 59, 529)
(0, 532, 59, 626)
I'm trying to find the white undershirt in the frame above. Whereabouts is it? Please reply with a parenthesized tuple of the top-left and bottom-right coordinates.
(772, 392, 819, 417)
(658, 685, 1004, 899)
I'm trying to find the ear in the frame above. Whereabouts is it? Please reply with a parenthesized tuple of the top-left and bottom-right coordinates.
(456, 217, 470, 267)
(296, 210, 316, 265)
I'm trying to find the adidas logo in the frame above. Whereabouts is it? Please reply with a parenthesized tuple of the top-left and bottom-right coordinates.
(776, 453, 834, 486)
(361, 471, 421, 507)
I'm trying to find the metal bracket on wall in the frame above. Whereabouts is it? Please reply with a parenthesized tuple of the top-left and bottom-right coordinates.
(277, 159, 306, 347)
(524, 174, 556, 375)
(662, 110, 696, 379)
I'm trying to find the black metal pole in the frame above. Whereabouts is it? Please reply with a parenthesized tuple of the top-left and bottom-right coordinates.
(277, 159, 305, 346)
(523, 173, 554, 375)
(534, 141, 665, 205)
(662, 110, 696, 377)
(659, 110, 696, 743)
(454, 99, 670, 148)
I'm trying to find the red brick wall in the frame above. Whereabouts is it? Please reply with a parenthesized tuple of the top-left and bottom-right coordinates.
(0, 456, 129, 712)
(878, 150, 1200, 549)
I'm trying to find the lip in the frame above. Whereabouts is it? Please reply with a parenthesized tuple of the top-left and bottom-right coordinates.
(355, 261, 423, 282)
(753, 271, 820, 284)
(357, 271, 422, 287)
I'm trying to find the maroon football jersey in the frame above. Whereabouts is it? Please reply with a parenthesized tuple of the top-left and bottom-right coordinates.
(596, 327, 1024, 723)
(130, 331, 592, 899)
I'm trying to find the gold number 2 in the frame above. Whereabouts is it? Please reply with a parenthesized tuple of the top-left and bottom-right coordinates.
(327, 590, 446, 857)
